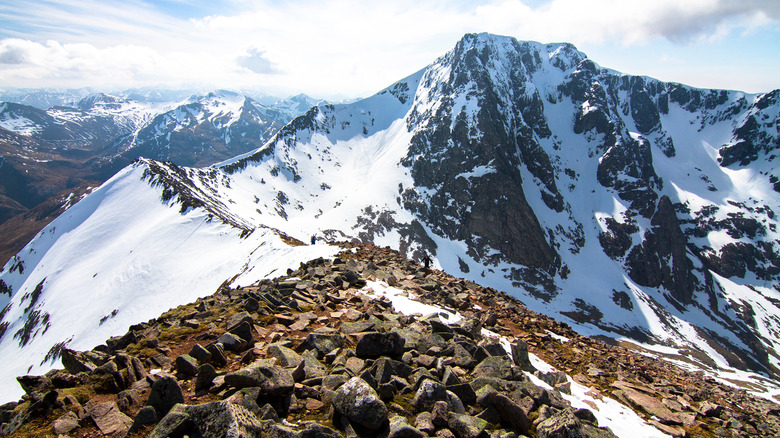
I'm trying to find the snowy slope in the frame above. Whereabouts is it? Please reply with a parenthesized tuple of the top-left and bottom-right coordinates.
(1, 33, 779, 403)
(0, 162, 338, 402)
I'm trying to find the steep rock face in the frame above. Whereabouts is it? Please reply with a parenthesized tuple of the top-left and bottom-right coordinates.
(401, 35, 562, 274)
(626, 196, 695, 305)
(718, 89, 780, 167)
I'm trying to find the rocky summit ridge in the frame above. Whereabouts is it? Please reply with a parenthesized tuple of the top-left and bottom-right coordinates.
(1, 242, 778, 437)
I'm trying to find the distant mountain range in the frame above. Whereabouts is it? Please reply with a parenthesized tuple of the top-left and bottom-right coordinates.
(0, 90, 324, 263)
(0, 33, 778, 406)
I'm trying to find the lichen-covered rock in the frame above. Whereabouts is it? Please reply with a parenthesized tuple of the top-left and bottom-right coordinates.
(536, 408, 583, 438)
(52, 411, 79, 435)
(332, 377, 389, 430)
(412, 378, 449, 412)
(389, 415, 426, 438)
(224, 362, 294, 396)
(447, 413, 489, 438)
(89, 401, 133, 436)
(268, 342, 304, 368)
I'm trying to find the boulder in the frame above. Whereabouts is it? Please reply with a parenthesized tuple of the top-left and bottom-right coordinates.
(224, 363, 294, 396)
(228, 320, 255, 344)
(356, 331, 405, 358)
(491, 393, 530, 435)
(175, 354, 199, 378)
(510, 339, 535, 372)
(412, 379, 449, 412)
(536, 408, 583, 438)
(146, 376, 185, 416)
(268, 343, 304, 368)
(206, 343, 228, 367)
(332, 377, 389, 430)
(389, 415, 426, 438)
(472, 356, 516, 381)
(195, 364, 218, 393)
(216, 332, 248, 352)
(227, 311, 254, 332)
(129, 406, 158, 434)
(52, 411, 79, 435)
(296, 333, 344, 357)
(448, 413, 489, 438)
(89, 401, 133, 436)
(189, 344, 213, 364)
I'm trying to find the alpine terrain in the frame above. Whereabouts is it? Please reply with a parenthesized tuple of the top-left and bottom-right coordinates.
(0, 90, 320, 264)
(0, 32, 779, 432)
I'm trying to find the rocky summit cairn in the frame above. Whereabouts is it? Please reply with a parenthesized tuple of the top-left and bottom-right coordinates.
(1, 242, 778, 437)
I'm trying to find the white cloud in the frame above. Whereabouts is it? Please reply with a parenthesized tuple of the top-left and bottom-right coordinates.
(0, 0, 778, 96)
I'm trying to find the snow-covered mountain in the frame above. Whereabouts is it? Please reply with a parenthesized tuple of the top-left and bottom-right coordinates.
(0, 88, 93, 110)
(0, 90, 322, 262)
(119, 90, 292, 167)
(1, 32, 779, 404)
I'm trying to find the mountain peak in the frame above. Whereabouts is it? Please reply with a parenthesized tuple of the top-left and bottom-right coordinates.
(77, 92, 125, 110)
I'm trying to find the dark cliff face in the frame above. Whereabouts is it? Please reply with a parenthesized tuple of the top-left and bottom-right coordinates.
(400, 35, 560, 275)
(626, 196, 696, 305)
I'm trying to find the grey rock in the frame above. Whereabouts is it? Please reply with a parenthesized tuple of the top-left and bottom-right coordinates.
(447, 383, 477, 405)
(415, 412, 436, 434)
(448, 413, 489, 438)
(224, 362, 294, 396)
(149, 401, 276, 438)
(195, 364, 218, 393)
(229, 320, 255, 344)
(225, 387, 263, 414)
(431, 401, 450, 428)
(356, 331, 405, 358)
(129, 406, 159, 434)
(89, 401, 133, 436)
(472, 356, 516, 381)
(175, 354, 199, 378)
(536, 408, 583, 438)
(389, 415, 426, 438)
(227, 311, 254, 332)
(492, 393, 531, 435)
(16, 375, 51, 395)
(206, 342, 228, 367)
(510, 339, 535, 372)
(323, 374, 349, 390)
(146, 376, 185, 416)
(332, 377, 389, 430)
(447, 390, 466, 414)
(61, 348, 98, 374)
(189, 343, 213, 364)
(412, 379, 449, 412)
(297, 333, 344, 357)
(117, 388, 142, 413)
(52, 411, 79, 435)
(217, 332, 248, 352)
(268, 343, 304, 368)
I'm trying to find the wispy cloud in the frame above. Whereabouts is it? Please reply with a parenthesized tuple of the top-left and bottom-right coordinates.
(0, 0, 778, 96)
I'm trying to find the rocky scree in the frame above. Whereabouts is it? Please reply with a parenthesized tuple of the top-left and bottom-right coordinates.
(0, 242, 778, 437)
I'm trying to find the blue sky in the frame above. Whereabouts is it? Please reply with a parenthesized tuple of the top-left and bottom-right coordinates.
(0, 0, 778, 99)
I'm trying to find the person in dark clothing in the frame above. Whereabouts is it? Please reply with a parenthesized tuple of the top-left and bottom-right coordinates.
(310, 235, 317, 245)
(423, 253, 431, 269)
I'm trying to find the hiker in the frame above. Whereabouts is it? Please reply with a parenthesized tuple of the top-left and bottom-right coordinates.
(311, 235, 317, 245)
(423, 253, 431, 269)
